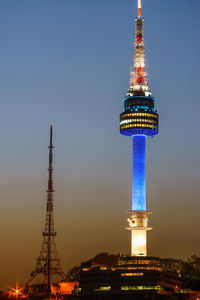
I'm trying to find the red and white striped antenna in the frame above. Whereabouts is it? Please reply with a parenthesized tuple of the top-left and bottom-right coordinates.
(138, 0, 142, 17)
(128, 0, 151, 96)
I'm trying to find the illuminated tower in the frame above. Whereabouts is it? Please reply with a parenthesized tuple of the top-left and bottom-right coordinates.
(120, 0, 159, 256)
(25, 125, 66, 296)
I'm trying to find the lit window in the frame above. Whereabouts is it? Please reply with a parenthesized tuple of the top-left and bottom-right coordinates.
(120, 123, 155, 130)
(94, 286, 111, 292)
(121, 286, 159, 291)
(122, 113, 158, 119)
(121, 273, 143, 277)
(120, 119, 157, 125)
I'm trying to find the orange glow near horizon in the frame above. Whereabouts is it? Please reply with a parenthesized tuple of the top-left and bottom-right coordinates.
(7, 282, 26, 299)
(51, 281, 79, 296)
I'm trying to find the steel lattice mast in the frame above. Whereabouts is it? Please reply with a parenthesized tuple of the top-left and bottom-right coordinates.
(25, 125, 66, 296)
(120, 0, 159, 256)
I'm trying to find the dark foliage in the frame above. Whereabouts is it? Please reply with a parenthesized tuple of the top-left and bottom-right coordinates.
(160, 255, 200, 291)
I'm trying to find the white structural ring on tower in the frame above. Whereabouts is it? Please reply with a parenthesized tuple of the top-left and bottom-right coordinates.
(138, 0, 142, 9)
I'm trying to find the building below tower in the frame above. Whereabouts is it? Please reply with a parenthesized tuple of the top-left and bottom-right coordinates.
(78, 256, 179, 299)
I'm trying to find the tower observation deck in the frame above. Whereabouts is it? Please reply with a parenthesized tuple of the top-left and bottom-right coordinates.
(120, 0, 159, 256)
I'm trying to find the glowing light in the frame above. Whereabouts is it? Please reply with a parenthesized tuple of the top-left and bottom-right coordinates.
(8, 282, 26, 299)
(121, 112, 158, 118)
(120, 123, 155, 130)
(121, 272, 143, 277)
(121, 285, 161, 291)
(51, 281, 79, 296)
(131, 230, 146, 256)
(120, 119, 156, 125)
(138, 0, 142, 9)
(134, 233, 145, 247)
(94, 286, 111, 292)
(132, 135, 146, 210)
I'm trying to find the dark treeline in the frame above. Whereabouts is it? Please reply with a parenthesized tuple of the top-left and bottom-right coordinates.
(161, 255, 200, 290)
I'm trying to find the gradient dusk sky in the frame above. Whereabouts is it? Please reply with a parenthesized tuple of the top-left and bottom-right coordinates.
(0, 0, 199, 289)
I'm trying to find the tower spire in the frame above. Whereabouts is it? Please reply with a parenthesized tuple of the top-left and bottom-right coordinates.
(25, 125, 66, 296)
(138, 0, 142, 17)
(47, 124, 54, 295)
(128, 0, 150, 97)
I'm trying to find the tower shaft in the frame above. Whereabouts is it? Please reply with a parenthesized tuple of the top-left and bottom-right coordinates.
(126, 136, 152, 256)
(132, 135, 146, 211)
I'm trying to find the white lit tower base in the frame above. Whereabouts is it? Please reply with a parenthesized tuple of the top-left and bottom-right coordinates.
(120, 0, 159, 257)
(126, 210, 152, 256)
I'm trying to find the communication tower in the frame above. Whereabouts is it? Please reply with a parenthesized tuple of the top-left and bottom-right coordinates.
(25, 125, 66, 296)
(120, 0, 159, 256)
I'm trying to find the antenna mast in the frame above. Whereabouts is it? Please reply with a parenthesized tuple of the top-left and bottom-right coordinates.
(138, 0, 142, 17)
(25, 125, 66, 297)
(128, 0, 150, 97)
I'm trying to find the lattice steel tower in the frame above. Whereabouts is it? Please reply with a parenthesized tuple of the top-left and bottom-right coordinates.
(25, 125, 66, 295)
(120, 0, 159, 256)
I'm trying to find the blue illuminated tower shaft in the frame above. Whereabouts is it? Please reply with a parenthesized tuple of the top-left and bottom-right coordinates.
(126, 135, 152, 257)
(132, 135, 146, 211)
